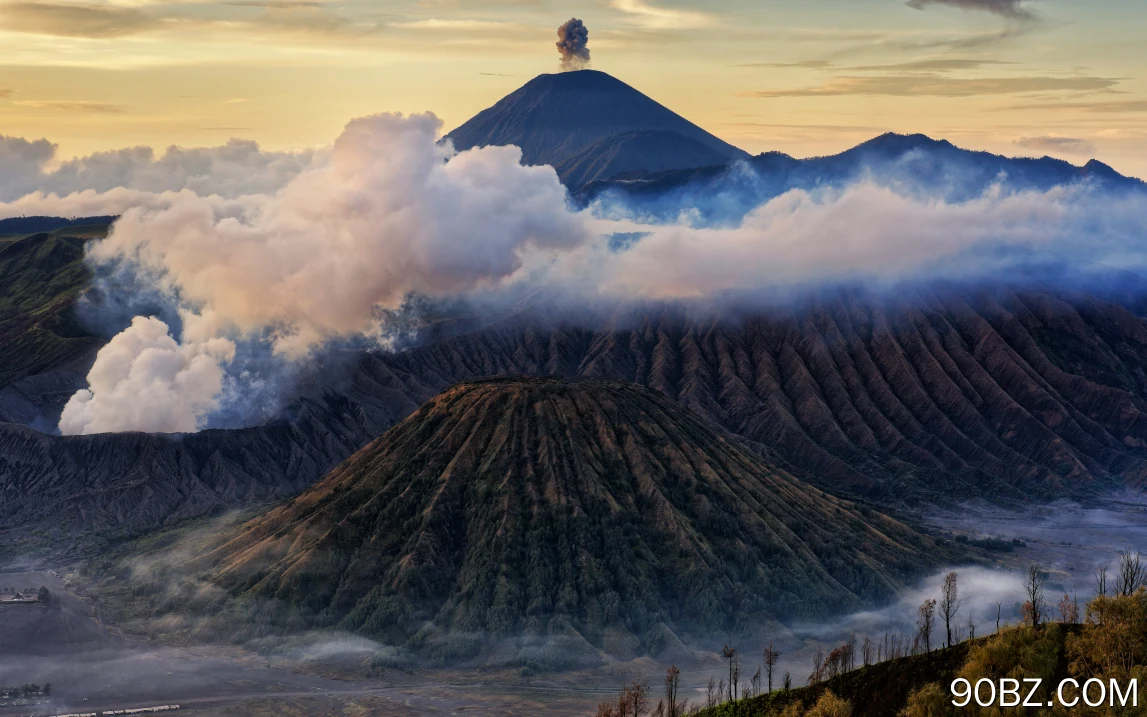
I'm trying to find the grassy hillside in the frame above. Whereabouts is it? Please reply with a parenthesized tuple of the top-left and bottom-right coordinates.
(684, 589, 1147, 717)
(0, 227, 105, 389)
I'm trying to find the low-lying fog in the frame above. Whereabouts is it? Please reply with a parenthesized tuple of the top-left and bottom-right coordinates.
(673, 493, 1147, 701)
(2, 494, 1143, 715)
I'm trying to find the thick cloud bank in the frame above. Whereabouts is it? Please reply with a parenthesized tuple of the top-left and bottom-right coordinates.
(0, 115, 1143, 434)
(59, 316, 235, 435)
(88, 113, 588, 356)
(0, 134, 312, 202)
(585, 182, 1145, 298)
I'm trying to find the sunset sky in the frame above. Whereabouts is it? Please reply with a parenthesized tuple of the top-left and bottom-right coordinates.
(2, 0, 1145, 176)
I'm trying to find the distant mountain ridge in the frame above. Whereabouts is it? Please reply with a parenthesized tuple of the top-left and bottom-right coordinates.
(0, 216, 116, 235)
(445, 70, 749, 188)
(577, 131, 1144, 222)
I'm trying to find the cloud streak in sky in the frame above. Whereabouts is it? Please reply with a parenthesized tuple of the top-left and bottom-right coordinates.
(741, 74, 1118, 98)
(0, 2, 161, 37)
(13, 99, 126, 113)
(609, 0, 716, 30)
(906, 0, 1040, 21)
(1015, 135, 1096, 155)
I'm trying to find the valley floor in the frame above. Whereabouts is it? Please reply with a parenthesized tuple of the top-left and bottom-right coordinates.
(921, 490, 1147, 593)
(1, 493, 1143, 716)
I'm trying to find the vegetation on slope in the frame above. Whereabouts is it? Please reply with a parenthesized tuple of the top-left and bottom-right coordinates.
(670, 557, 1147, 716)
(94, 377, 961, 669)
(0, 227, 105, 389)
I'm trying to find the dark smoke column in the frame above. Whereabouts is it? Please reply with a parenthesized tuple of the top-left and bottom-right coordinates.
(556, 18, 590, 71)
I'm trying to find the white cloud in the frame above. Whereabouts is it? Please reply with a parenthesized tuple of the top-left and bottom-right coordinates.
(0, 135, 314, 202)
(609, 0, 716, 30)
(0, 112, 1137, 435)
(59, 315, 235, 435)
(85, 112, 589, 356)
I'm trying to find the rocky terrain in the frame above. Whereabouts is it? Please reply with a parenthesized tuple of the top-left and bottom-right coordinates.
(6, 279, 1147, 547)
(366, 282, 1147, 503)
(123, 377, 952, 666)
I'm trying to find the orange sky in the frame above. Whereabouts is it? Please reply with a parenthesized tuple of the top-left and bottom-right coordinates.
(1, 0, 1145, 177)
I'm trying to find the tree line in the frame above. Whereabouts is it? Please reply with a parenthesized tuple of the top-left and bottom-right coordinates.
(591, 548, 1146, 716)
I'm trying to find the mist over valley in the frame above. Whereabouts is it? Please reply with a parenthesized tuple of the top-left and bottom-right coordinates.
(2, 11, 1147, 714)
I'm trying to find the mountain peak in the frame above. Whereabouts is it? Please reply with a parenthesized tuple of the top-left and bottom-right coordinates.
(189, 376, 948, 665)
(853, 132, 950, 155)
(445, 70, 748, 187)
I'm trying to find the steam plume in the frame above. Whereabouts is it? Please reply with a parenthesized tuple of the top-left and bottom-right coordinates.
(0, 115, 1142, 435)
(59, 316, 235, 435)
(53, 113, 588, 434)
(556, 18, 590, 71)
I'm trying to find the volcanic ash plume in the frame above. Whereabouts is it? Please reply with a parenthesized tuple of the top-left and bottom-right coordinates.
(556, 18, 590, 71)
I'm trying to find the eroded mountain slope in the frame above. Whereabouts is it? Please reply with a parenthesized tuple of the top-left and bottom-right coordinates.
(4, 282, 1147, 544)
(175, 377, 952, 663)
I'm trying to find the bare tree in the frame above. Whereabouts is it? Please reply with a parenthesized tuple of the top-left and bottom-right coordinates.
(996, 601, 1002, 633)
(763, 642, 780, 693)
(627, 681, 649, 717)
(939, 571, 960, 648)
(862, 635, 873, 667)
(1025, 563, 1046, 627)
(705, 678, 717, 709)
(664, 666, 681, 717)
(967, 613, 976, 640)
(1057, 593, 1080, 624)
(732, 652, 741, 703)
(811, 648, 824, 685)
(1116, 549, 1144, 596)
(917, 598, 937, 653)
(1095, 565, 1108, 598)
(721, 645, 738, 702)
(748, 667, 762, 700)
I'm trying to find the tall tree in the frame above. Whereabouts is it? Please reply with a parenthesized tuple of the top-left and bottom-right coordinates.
(664, 666, 680, 717)
(1025, 563, 1046, 627)
(917, 599, 937, 653)
(1095, 565, 1108, 597)
(939, 571, 960, 647)
(763, 642, 780, 693)
(722, 645, 738, 702)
